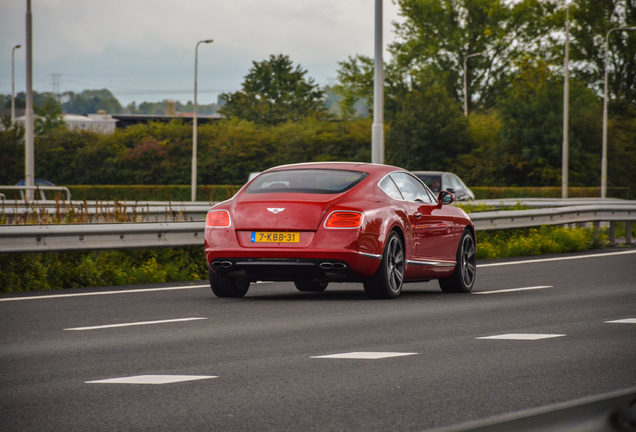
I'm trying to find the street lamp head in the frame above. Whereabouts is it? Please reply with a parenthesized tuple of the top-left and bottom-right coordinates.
(203, 39, 214, 44)
(14, 44, 22, 49)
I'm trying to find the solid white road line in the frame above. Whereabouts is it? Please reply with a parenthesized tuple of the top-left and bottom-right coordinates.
(478, 249, 636, 268)
(2, 250, 633, 302)
(473, 285, 553, 295)
(0, 284, 210, 302)
(64, 317, 207, 331)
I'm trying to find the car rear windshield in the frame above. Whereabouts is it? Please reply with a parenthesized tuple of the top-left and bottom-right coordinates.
(246, 169, 368, 194)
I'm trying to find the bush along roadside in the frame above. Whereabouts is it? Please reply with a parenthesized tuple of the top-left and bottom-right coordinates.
(0, 226, 616, 293)
(475, 226, 608, 260)
(0, 247, 208, 293)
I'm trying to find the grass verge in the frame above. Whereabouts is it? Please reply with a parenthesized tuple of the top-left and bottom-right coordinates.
(0, 247, 207, 293)
(1, 226, 618, 293)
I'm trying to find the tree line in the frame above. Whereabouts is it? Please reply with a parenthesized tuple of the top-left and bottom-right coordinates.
(2, 89, 221, 116)
(1, 0, 635, 194)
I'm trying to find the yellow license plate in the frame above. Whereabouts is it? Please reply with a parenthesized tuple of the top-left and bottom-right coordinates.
(251, 232, 300, 243)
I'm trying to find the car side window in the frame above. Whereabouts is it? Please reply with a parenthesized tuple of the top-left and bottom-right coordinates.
(446, 174, 462, 192)
(390, 173, 434, 203)
(378, 175, 404, 200)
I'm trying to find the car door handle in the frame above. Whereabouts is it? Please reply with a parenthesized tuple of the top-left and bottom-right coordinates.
(414, 213, 422, 218)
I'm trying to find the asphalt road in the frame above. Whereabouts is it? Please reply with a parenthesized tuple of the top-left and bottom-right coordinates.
(1, 249, 635, 431)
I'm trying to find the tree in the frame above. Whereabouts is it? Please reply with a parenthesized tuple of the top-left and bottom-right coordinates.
(497, 58, 602, 187)
(62, 89, 123, 114)
(390, 0, 561, 111)
(34, 97, 66, 135)
(569, 0, 636, 113)
(219, 54, 328, 125)
(333, 54, 406, 119)
(387, 79, 473, 171)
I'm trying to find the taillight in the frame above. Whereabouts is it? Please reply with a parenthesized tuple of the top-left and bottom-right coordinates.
(206, 210, 231, 227)
(324, 211, 363, 229)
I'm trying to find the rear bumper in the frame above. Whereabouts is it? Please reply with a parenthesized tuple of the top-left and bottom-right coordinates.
(209, 257, 352, 281)
(207, 249, 382, 282)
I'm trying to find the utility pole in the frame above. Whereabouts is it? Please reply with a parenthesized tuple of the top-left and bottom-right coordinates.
(11, 45, 22, 123)
(562, 3, 570, 199)
(192, 39, 213, 202)
(371, 0, 384, 164)
(25, 0, 35, 201)
(463, 52, 483, 117)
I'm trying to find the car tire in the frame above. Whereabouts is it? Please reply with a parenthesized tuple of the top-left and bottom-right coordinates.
(363, 231, 405, 299)
(439, 229, 476, 293)
(294, 281, 329, 292)
(209, 268, 250, 297)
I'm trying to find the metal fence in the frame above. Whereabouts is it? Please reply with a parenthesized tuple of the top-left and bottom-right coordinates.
(1, 203, 634, 253)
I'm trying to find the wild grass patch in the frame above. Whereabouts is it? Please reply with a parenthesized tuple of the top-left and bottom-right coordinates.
(476, 226, 607, 260)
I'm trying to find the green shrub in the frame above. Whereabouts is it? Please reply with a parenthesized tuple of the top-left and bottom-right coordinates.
(476, 226, 606, 260)
(0, 226, 614, 293)
(0, 247, 208, 293)
(66, 185, 241, 202)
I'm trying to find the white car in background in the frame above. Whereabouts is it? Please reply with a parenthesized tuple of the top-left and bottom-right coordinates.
(412, 171, 475, 201)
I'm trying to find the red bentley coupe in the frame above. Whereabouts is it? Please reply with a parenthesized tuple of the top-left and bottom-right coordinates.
(205, 162, 476, 299)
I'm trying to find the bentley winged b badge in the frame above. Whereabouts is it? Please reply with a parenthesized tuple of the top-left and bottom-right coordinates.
(267, 208, 285, 214)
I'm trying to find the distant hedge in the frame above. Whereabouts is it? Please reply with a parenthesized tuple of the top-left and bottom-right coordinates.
(1, 185, 630, 203)
(0, 185, 242, 203)
(66, 184, 242, 202)
(471, 186, 631, 200)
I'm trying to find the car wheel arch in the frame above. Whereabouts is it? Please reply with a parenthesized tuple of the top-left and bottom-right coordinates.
(380, 222, 407, 258)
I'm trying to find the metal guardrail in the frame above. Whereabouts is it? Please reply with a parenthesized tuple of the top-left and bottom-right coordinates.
(0, 185, 72, 201)
(0, 200, 212, 222)
(1, 198, 632, 224)
(470, 198, 633, 208)
(430, 387, 636, 432)
(0, 222, 203, 253)
(0, 204, 635, 253)
(471, 204, 636, 229)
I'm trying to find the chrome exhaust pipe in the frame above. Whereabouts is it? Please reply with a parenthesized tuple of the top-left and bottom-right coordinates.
(320, 262, 347, 270)
(212, 261, 233, 269)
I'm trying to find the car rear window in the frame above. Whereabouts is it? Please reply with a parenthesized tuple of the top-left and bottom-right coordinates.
(246, 169, 368, 194)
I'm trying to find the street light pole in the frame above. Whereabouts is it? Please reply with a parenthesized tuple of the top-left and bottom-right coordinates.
(192, 39, 213, 202)
(562, 3, 570, 199)
(25, 0, 35, 201)
(601, 26, 636, 199)
(11, 44, 22, 123)
(463, 52, 482, 116)
(371, 0, 384, 164)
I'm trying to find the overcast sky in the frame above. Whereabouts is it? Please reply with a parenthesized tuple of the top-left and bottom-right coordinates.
(1, 0, 403, 106)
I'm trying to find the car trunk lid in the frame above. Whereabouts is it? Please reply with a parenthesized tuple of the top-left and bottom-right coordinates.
(231, 193, 345, 231)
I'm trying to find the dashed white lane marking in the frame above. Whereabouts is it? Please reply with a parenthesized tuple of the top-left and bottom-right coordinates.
(64, 317, 207, 331)
(86, 375, 217, 385)
(605, 318, 636, 324)
(0, 284, 210, 302)
(311, 352, 419, 360)
(478, 249, 636, 268)
(477, 334, 566, 340)
(473, 285, 552, 295)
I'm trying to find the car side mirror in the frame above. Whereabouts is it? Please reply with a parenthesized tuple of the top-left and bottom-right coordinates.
(438, 191, 454, 206)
